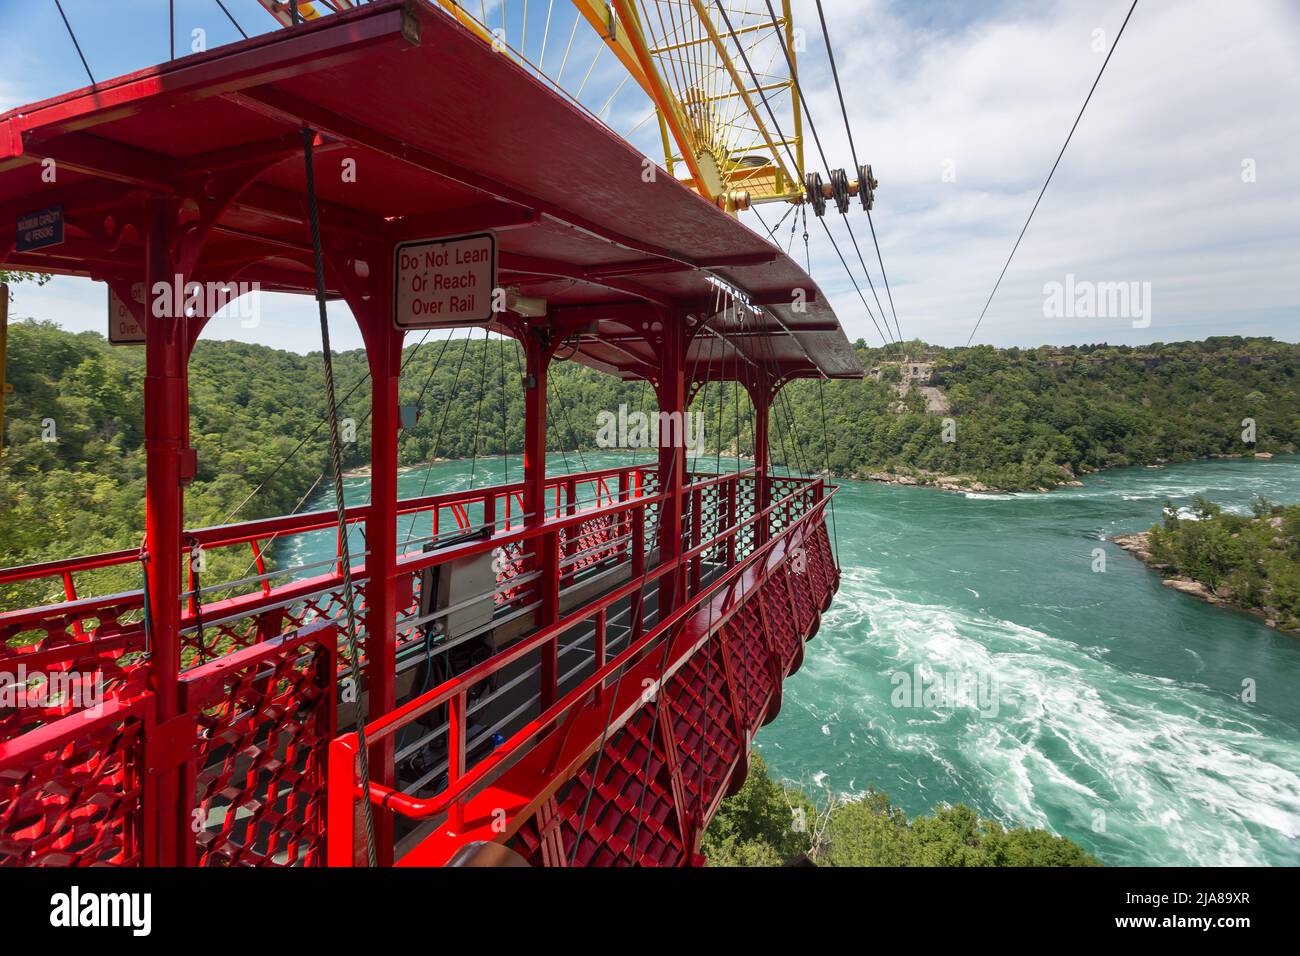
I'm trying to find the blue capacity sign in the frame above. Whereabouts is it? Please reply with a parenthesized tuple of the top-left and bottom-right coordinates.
(16, 205, 64, 252)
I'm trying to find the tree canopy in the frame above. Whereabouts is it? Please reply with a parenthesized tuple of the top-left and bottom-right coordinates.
(702, 753, 1100, 867)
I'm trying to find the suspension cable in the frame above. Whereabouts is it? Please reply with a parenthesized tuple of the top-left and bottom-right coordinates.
(220, 329, 431, 526)
(758, 0, 898, 346)
(402, 332, 474, 546)
(213, 0, 249, 39)
(53, 0, 95, 85)
(567, 380, 668, 866)
(301, 127, 377, 867)
(714, 1, 891, 349)
(967, 0, 1139, 346)
(628, 302, 729, 858)
(812, 0, 903, 344)
(817, 377, 841, 566)
(467, 327, 492, 490)
(816, 217, 890, 347)
(499, 333, 510, 485)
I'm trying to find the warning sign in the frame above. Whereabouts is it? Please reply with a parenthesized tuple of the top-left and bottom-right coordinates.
(393, 232, 497, 329)
(107, 283, 145, 344)
(16, 205, 64, 252)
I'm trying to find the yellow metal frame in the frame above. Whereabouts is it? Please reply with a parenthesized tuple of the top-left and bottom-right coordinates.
(685, 0, 796, 199)
(598, 0, 804, 207)
(261, 0, 805, 208)
(608, 0, 710, 196)
(253, 1, 332, 28)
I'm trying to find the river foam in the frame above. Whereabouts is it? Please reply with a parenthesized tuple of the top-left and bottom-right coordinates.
(772, 562, 1300, 866)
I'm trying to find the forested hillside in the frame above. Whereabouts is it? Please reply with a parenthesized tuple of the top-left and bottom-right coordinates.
(790, 336, 1300, 491)
(3, 320, 1298, 600)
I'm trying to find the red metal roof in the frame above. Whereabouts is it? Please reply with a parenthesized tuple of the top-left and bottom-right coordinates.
(0, 0, 862, 382)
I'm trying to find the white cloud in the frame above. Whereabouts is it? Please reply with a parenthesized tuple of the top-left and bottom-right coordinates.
(6, 0, 1298, 350)
(764, 0, 1300, 346)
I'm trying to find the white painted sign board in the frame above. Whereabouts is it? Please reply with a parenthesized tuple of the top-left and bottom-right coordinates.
(107, 283, 146, 345)
(393, 231, 497, 329)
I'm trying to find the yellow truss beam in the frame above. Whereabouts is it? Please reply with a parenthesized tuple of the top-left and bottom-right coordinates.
(569, 0, 655, 95)
(649, 18, 772, 56)
(685, 0, 797, 196)
(608, 0, 711, 199)
(257, 0, 804, 206)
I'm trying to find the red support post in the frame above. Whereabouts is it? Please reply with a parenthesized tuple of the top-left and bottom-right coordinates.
(329, 237, 404, 867)
(523, 326, 559, 707)
(725, 477, 737, 568)
(141, 197, 189, 866)
(656, 310, 688, 615)
(749, 378, 773, 548)
(631, 503, 646, 641)
(364, 320, 403, 865)
(561, 476, 577, 589)
(689, 485, 703, 597)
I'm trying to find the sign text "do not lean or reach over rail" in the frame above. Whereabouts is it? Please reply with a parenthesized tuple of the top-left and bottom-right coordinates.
(393, 232, 497, 329)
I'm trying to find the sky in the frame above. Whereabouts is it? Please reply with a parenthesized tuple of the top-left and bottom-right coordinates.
(1, 0, 1298, 353)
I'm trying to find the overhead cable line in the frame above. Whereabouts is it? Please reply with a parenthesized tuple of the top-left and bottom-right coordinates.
(302, 125, 377, 868)
(758, 0, 898, 346)
(402, 332, 475, 546)
(714, 1, 891, 348)
(966, 0, 1139, 346)
(53, 0, 95, 84)
(813, 0, 904, 344)
(214, 0, 249, 39)
(220, 329, 432, 525)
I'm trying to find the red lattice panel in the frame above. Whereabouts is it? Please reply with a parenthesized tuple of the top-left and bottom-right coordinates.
(562, 512, 620, 575)
(181, 623, 337, 866)
(0, 599, 148, 743)
(767, 478, 801, 538)
(788, 544, 817, 638)
(182, 614, 260, 666)
(0, 694, 151, 866)
(733, 478, 758, 560)
(798, 527, 828, 610)
(512, 705, 685, 867)
(691, 483, 728, 563)
(808, 521, 835, 603)
(816, 520, 837, 600)
(721, 599, 774, 734)
(180, 582, 363, 671)
(490, 538, 529, 608)
(663, 635, 739, 824)
(761, 564, 800, 672)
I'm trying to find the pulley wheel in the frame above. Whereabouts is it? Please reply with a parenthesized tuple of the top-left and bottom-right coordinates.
(858, 163, 877, 211)
(804, 172, 827, 217)
(830, 168, 851, 214)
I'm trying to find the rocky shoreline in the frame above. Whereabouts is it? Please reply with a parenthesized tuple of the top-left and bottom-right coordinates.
(856, 467, 1083, 495)
(855, 452, 1283, 497)
(1112, 531, 1297, 636)
(859, 469, 1003, 494)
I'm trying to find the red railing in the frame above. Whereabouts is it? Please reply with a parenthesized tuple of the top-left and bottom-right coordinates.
(0, 620, 338, 866)
(0, 463, 662, 730)
(0, 463, 836, 866)
(326, 475, 835, 865)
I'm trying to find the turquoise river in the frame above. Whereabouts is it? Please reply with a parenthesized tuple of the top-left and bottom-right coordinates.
(293, 453, 1300, 866)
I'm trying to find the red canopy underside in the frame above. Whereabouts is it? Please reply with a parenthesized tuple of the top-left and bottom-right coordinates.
(0, 0, 862, 383)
